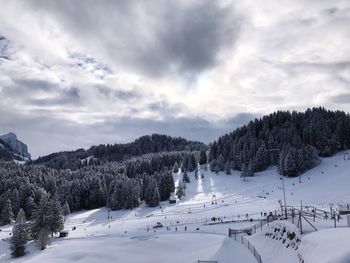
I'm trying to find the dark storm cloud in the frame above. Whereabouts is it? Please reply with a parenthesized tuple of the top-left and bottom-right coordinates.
(28, 0, 239, 77)
(138, 1, 240, 76)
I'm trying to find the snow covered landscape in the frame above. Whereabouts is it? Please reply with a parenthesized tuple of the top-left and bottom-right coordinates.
(1, 151, 350, 263)
(1, 0, 350, 262)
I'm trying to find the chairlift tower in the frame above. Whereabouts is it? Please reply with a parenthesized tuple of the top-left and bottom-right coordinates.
(280, 177, 288, 220)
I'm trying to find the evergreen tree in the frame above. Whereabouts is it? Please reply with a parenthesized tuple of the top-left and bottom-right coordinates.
(31, 195, 49, 240)
(186, 154, 195, 172)
(198, 150, 207, 165)
(182, 171, 190, 183)
(62, 201, 70, 220)
(175, 180, 185, 199)
(225, 161, 231, 175)
(172, 161, 179, 173)
(38, 228, 49, 250)
(283, 149, 297, 176)
(124, 179, 140, 209)
(255, 143, 268, 172)
(194, 168, 198, 180)
(145, 177, 160, 207)
(241, 163, 248, 181)
(46, 196, 64, 237)
(24, 197, 36, 219)
(248, 159, 255, 177)
(209, 159, 217, 172)
(1, 199, 14, 226)
(11, 188, 20, 218)
(216, 155, 225, 171)
(10, 208, 27, 257)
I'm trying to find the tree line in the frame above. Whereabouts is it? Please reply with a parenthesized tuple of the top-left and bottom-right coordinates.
(0, 149, 202, 257)
(31, 134, 206, 170)
(209, 108, 350, 177)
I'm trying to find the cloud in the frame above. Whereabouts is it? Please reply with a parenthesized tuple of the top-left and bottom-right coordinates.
(19, 0, 239, 78)
(29, 87, 80, 106)
(0, 0, 350, 157)
(331, 93, 350, 104)
(12, 78, 57, 92)
(0, 106, 253, 158)
(95, 85, 139, 101)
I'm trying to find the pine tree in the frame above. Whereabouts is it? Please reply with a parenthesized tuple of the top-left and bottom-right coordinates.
(182, 171, 190, 183)
(1, 199, 14, 226)
(186, 154, 195, 172)
(194, 168, 198, 180)
(209, 159, 217, 172)
(172, 161, 179, 173)
(225, 161, 231, 175)
(216, 155, 225, 171)
(31, 195, 48, 240)
(38, 228, 49, 250)
(175, 180, 185, 199)
(46, 196, 64, 237)
(62, 201, 70, 220)
(248, 159, 255, 177)
(10, 208, 27, 257)
(199, 150, 207, 166)
(255, 143, 268, 172)
(145, 177, 160, 207)
(110, 181, 125, 210)
(11, 188, 20, 218)
(124, 179, 140, 209)
(283, 149, 297, 176)
(32, 195, 64, 247)
(241, 163, 248, 181)
(24, 196, 36, 219)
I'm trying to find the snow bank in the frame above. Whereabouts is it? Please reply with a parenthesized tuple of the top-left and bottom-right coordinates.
(11, 234, 226, 263)
(209, 237, 256, 263)
(299, 228, 350, 263)
(248, 221, 300, 263)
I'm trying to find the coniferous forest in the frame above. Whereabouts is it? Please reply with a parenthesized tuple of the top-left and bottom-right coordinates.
(1, 107, 350, 254)
(209, 107, 350, 177)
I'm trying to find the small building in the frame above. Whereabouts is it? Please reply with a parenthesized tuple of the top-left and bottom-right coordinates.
(169, 193, 176, 204)
(59, 230, 69, 238)
(267, 212, 277, 223)
(339, 204, 350, 215)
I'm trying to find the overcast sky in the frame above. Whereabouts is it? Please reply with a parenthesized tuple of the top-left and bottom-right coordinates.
(0, 0, 350, 158)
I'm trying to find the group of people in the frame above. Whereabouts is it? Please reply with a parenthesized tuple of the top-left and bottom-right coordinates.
(146, 225, 200, 232)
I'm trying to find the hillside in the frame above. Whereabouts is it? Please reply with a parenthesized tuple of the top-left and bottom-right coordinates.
(32, 134, 206, 170)
(209, 107, 350, 177)
(1, 151, 349, 262)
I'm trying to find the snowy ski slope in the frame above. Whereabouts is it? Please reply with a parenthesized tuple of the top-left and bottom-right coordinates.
(1, 151, 350, 262)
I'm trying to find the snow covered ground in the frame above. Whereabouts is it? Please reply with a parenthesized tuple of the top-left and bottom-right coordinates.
(1, 151, 350, 262)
